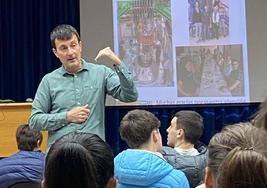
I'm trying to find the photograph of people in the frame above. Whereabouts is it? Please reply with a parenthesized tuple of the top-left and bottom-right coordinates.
(177, 44, 245, 97)
(116, 0, 174, 87)
(188, 0, 229, 44)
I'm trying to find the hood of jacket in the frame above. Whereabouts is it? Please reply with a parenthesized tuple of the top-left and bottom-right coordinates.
(115, 149, 175, 186)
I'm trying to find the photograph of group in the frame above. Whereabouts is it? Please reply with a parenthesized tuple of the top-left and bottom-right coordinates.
(113, 0, 248, 105)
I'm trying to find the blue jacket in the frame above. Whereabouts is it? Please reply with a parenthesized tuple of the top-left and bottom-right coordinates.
(0, 151, 45, 188)
(115, 149, 189, 188)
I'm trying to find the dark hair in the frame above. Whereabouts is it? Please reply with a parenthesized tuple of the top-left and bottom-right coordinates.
(120, 109, 160, 148)
(174, 110, 203, 144)
(16, 124, 43, 151)
(43, 132, 114, 188)
(207, 123, 267, 188)
(50, 24, 80, 49)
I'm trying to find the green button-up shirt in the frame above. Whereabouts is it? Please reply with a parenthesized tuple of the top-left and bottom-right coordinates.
(29, 59, 138, 148)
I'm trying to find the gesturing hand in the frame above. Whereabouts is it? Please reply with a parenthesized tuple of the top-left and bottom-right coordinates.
(94, 47, 122, 65)
(66, 104, 90, 123)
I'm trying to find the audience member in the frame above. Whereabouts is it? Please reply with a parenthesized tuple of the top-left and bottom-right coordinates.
(42, 132, 116, 188)
(252, 96, 267, 130)
(115, 109, 189, 188)
(205, 122, 267, 188)
(162, 110, 207, 188)
(0, 124, 45, 188)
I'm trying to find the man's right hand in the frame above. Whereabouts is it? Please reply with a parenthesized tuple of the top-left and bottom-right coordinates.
(66, 104, 90, 123)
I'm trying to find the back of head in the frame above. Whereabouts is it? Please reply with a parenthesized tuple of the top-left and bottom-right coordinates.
(253, 96, 267, 131)
(44, 142, 97, 188)
(218, 147, 267, 188)
(16, 124, 42, 151)
(207, 122, 267, 188)
(50, 24, 80, 48)
(43, 132, 114, 188)
(120, 109, 161, 148)
(174, 110, 203, 144)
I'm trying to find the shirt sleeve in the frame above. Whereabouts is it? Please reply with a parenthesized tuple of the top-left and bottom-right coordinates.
(29, 76, 68, 131)
(105, 62, 138, 102)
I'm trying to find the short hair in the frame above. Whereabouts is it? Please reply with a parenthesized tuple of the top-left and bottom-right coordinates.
(50, 24, 80, 49)
(120, 109, 161, 148)
(174, 110, 203, 144)
(207, 123, 267, 188)
(43, 132, 114, 188)
(16, 124, 43, 151)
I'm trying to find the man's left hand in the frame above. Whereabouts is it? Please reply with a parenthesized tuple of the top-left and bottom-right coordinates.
(94, 47, 122, 65)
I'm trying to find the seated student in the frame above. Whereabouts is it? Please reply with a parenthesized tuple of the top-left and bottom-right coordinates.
(0, 124, 45, 188)
(115, 109, 189, 188)
(205, 122, 267, 188)
(42, 132, 116, 188)
(162, 110, 208, 188)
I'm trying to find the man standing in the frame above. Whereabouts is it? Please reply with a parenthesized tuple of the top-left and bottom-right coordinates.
(29, 24, 138, 148)
(162, 110, 208, 188)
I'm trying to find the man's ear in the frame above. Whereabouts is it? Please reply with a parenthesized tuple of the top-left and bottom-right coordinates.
(176, 128, 184, 139)
(41, 179, 45, 188)
(37, 139, 42, 148)
(52, 48, 59, 58)
(152, 130, 158, 143)
(205, 167, 214, 188)
(107, 177, 116, 188)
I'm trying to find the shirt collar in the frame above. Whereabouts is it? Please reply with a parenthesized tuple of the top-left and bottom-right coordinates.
(60, 58, 89, 76)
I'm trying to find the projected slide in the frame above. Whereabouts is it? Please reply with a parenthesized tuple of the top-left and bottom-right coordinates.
(113, 0, 249, 105)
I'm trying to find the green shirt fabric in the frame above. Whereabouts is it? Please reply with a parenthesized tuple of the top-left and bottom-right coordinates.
(29, 59, 138, 148)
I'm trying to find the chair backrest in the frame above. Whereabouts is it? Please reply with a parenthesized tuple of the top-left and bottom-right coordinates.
(8, 182, 40, 188)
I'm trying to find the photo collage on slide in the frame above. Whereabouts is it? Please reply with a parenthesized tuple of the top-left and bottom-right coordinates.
(113, 0, 248, 105)
(177, 0, 245, 98)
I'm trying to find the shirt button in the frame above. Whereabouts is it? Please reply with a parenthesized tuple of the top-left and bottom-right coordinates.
(76, 89, 79, 92)
(77, 102, 81, 105)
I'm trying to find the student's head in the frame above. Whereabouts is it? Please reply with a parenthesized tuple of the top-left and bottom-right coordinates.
(42, 132, 115, 188)
(253, 96, 267, 130)
(50, 24, 82, 74)
(205, 123, 267, 188)
(167, 110, 203, 147)
(120, 109, 162, 151)
(16, 124, 43, 151)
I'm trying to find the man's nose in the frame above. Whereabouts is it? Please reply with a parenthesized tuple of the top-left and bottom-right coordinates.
(66, 47, 74, 55)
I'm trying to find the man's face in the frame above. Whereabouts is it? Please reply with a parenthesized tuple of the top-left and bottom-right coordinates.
(185, 62, 192, 72)
(53, 33, 82, 73)
(166, 117, 178, 147)
(233, 61, 239, 70)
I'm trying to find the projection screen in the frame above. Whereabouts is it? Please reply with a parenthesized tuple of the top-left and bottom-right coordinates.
(80, 0, 267, 106)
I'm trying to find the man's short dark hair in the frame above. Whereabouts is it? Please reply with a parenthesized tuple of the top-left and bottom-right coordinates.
(16, 124, 43, 151)
(174, 110, 203, 144)
(50, 24, 80, 49)
(120, 109, 160, 149)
